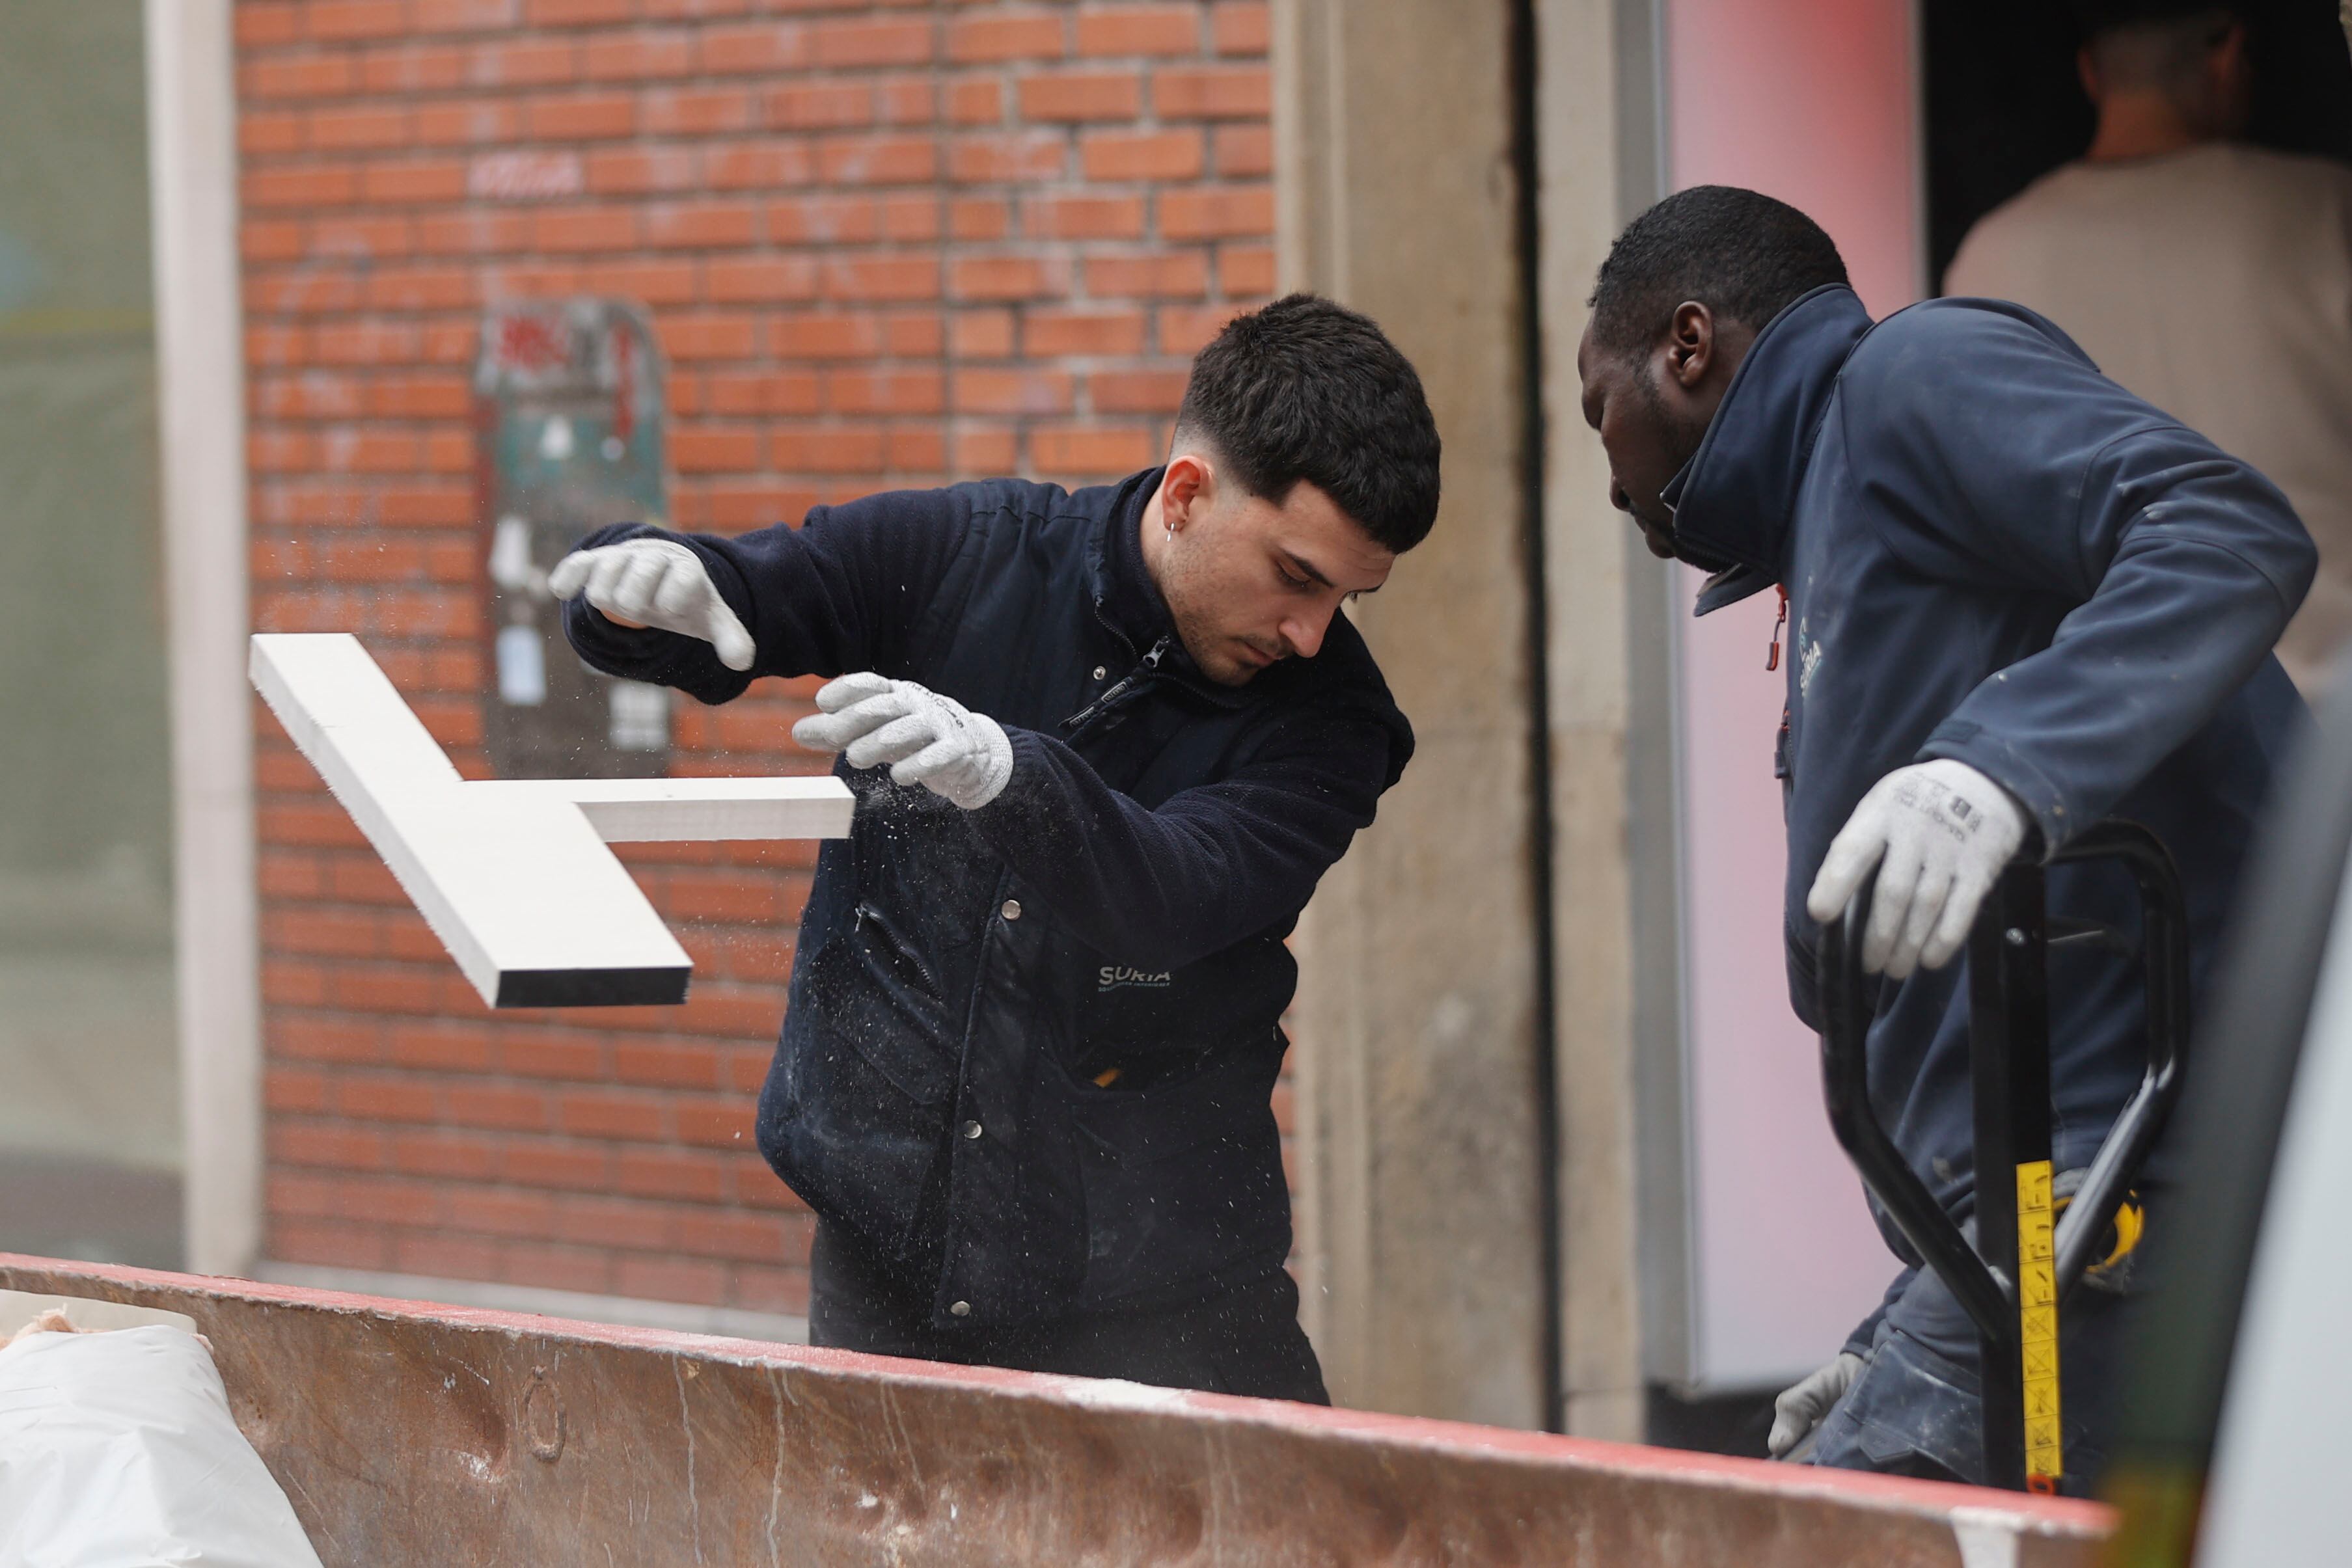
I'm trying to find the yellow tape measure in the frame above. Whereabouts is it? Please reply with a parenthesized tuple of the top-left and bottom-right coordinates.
(2016, 1159, 2062, 1493)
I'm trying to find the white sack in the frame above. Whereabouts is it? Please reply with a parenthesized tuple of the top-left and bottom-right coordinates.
(0, 1323, 323, 1567)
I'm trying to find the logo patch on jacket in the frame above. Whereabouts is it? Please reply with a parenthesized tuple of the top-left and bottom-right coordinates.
(1098, 966, 1172, 991)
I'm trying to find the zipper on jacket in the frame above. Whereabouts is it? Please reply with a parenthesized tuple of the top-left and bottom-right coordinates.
(1063, 634, 1170, 735)
(1088, 593, 1139, 664)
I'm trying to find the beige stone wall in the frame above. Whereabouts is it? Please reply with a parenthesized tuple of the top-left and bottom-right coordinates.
(1536, 0, 1675, 1440)
(1277, 0, 1669, 1435)
(1277, 0, 1547, 1429)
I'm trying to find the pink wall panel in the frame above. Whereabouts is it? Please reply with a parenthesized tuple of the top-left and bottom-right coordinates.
(1664, 0, 1921, 1388)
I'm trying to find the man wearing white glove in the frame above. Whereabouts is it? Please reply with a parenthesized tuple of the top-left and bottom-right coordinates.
(1766, 1350, 1865, 1461)
(787, 672, 1013, 811)
(1803, 759, 2028, 982)
(547, 538, 756, 673)
(558, 295, 1440, 1401)
(1579, 187, 2312, 1485)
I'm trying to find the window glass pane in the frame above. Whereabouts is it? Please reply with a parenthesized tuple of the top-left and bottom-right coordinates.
(0, 0, 179, 1267)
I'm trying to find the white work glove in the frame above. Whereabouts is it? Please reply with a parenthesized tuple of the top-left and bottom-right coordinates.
(1768, 1349, 1865, 1459)
(1805, 759, 2028, 980)
(792, 672, 1014, 811)
(547, 537, 756, 673)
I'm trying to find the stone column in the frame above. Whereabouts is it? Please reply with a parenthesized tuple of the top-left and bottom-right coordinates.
(1277, 0, 1546, 1429)
(1277, 0, 1667, 1434)
(1535, 0, 1674, 1441)
(148, 0, 261, 1277)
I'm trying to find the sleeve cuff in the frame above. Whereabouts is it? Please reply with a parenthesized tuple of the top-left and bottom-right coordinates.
(670, 534, 762, 656)
(556, 521, 759, 705)
(1915, 721, 2074, 858)
(969, 727, 1052, 820)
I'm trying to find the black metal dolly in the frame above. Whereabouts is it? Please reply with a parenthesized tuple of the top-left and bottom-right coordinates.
(1818, 820, 2191, 1492)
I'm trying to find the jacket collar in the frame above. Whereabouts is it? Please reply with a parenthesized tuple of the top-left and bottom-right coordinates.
(1661, 284, 1875, 615)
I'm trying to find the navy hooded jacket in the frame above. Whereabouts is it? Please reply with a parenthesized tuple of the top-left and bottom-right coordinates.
(562, 470, 1411, 1330)
(1665, 285, 2313, 1287)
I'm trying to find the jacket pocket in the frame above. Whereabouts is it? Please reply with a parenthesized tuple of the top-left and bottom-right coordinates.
(1069, 1045, 1289, 1310)
(760, 903, 957, 1266)
(808, 900, 957, 1107)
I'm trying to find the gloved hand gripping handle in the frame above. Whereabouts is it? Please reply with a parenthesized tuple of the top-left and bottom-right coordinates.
(1817, 820, 2190, 1493)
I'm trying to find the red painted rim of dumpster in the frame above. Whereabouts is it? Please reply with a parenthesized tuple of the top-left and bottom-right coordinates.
(0, 1252, 2113, 1537)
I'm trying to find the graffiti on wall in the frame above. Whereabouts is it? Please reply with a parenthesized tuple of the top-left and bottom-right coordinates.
(474, 299, 671, 779)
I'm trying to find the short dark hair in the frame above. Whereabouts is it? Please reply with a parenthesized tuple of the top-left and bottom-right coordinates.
(2074, 3, 2239, 97)
(1587, 185, 1851, 358)
(2070, 0, 2237, 38)
(1173, 293, 1442, 554)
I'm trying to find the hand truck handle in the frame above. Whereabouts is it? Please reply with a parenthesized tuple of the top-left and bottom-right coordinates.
(1817, 818, 2191, 1491)
(2042, 822, 2189, 1299)
(1818, 885, 2014, 1343)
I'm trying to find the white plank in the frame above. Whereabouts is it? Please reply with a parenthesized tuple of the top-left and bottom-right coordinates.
(474, 776, 853, 843)
(249, 634, 849, 1008)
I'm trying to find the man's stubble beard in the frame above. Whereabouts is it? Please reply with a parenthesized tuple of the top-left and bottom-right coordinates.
(1633, 369, 1736, 574)
(1157, 546, 1259, 688)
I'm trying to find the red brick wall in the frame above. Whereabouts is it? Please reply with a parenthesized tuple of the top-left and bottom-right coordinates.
(238, 0, 1273, 1316)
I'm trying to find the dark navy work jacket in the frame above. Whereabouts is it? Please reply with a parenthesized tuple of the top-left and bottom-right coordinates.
(1667, 286, 2314, 1271)
(564, 471, 1410, 1330)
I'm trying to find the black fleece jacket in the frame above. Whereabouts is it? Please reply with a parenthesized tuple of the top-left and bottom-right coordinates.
(562, 470, 1412, 1325)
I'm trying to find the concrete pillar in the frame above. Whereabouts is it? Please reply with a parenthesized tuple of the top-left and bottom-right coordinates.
(1534, 0, 1675, 1441)
(1278, 0, 1669, 1435)
(1277, 0, 1546, 1429)
(147, 0, 261, 1277)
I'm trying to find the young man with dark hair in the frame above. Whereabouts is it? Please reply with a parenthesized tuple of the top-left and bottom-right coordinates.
(1578, 185, 2312, 1487)
(550, 293, 1440, 1402)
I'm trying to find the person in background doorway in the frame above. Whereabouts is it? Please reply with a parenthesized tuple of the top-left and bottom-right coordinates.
(1945, 0, 2352, 692)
